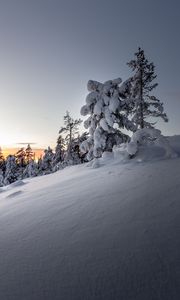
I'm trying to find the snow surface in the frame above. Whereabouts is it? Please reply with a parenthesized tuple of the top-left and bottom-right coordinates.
(0, 136, 180, 300)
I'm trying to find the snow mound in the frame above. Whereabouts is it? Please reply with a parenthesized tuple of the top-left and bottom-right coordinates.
(6, 190, 24, 198)
(114, 129, 178, 163)
(10, 180, 27, 187)
(0, 180, 27, 193)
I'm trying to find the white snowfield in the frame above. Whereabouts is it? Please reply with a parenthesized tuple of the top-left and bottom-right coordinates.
(0, 136, 180, 300)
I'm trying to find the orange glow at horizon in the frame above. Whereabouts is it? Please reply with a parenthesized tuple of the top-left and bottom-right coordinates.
(2, 148, 44, 160)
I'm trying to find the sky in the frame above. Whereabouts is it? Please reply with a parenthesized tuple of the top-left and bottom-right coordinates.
(0, 0, 180, 149)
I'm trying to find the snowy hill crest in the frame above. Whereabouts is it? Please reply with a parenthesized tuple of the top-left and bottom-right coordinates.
(0, 135, 180, 300)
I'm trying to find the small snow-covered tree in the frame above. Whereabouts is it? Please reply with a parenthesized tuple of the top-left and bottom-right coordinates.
(53, 135, 65, 166)
(42, 146, 54, 174)
(15, 147, 27, 179)
(23, 160, 38, 178)
(4, 155, 18, 185)
(67, 132, 89, 165)
(37, 157, 43, 175)
(25, 144, 34, 163)
(77, 132, 89, 163)
(80, 78, 135, 160)
(59, 111, 82, 163)
(16, 148, 26, 167)
(127, 47, 168, 129)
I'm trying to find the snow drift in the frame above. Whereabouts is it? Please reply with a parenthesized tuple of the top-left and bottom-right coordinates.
(0, 136, 180, 300)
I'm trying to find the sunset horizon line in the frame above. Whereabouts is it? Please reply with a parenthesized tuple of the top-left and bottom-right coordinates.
(1, 147, 45, 159)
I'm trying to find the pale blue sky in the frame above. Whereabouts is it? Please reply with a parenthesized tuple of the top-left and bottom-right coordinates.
(0, 0, 180, 148)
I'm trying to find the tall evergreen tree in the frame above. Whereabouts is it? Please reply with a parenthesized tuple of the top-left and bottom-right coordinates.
(59, 111, 82, 162)
(127, 47, 168, 129)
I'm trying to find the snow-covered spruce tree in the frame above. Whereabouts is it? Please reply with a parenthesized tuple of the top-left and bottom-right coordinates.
(23, 160, 38, 178)
(67, 132, 89, 165)
(41, 146, 54, 174)
(59, 111, 82, 164)
(77, 132, 89, 163)
(15, 147, 27, 179)
(25, 144, 35, 163)
(16, 148, 26, 167)
(80, 78, 135, 160)
(15, 145, 34, 180)
(53, 135, 65, 166)
(37, 157, 43, 175)
(127, 47, 168, 129)
(4, 155, 18, 185)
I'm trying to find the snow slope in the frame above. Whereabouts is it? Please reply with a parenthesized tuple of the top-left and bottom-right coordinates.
(0, 137, 180, 300)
